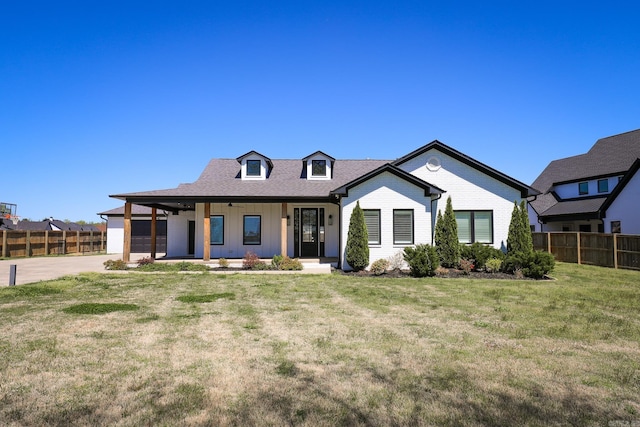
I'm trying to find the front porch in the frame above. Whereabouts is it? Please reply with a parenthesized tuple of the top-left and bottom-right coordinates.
(120, 201, 341, 264)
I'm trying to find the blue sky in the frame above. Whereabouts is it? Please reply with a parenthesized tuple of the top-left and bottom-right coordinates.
(2, 1, 639, 222)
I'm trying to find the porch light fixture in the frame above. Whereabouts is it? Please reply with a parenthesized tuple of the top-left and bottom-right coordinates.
(287, 215, 291, 226)
(328, 214, 333, 225)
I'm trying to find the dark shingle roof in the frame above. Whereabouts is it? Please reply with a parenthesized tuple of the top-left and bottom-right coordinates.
(98, 205, 160, 216)
(112, 158, 389, 200)
(532, 128, 640, 193)
(531, 129, 640, 219)
(538, 197, 607, 219)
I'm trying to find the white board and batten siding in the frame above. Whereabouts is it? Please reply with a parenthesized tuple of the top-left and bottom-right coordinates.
(192, 203, 281, 259)
(603, 170, 640, 234)
(397, 148, 525, 250)
(106, 217, 125, 254)
(340, 171, 434, 270)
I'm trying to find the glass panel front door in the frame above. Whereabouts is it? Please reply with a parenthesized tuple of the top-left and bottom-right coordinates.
(301, 208, 318, 257)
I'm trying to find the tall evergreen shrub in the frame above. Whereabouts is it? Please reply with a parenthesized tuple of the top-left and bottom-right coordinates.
(345, 201, 369, 271)
(435, 196, 460, 268)
(507, 201, 533, 255)
(519, 200, 534, 253)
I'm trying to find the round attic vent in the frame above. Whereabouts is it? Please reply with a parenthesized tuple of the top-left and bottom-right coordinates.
(426, 156, 441, 171)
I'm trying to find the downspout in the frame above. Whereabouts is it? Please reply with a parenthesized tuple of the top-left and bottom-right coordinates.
(336, 195, 343, 270)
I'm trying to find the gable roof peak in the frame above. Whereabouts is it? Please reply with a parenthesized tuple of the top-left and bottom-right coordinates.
(235, 150, 274, 168)
(301, 150, 335, 162)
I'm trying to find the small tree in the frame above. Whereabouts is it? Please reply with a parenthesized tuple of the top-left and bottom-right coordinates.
(507, 202, 522, 254)
(507, 200, 533, 254)
(345, 201, 369, 271)
(435, 196, 460, 268)
(519, 200, 533, 253)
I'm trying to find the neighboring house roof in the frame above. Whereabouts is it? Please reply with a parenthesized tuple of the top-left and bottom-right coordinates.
(393, 140, 539, 198)
(14, 219, 100, 232)
(532, 129, 640, 192)
(531, 129, 640, 221)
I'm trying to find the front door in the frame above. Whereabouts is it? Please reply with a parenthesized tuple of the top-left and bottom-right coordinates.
(301, 208, 318, 257)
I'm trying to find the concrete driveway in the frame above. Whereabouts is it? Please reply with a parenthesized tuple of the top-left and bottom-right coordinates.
(0, 254, 119, 286)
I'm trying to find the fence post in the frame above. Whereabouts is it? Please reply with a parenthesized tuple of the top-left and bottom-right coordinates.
(613, 233, 618, 269)
(1, 230, 6, 258)
(62, 230, 66, 254)
(76, 230, 80, 253)
(26, 230, 31, 257)
(44, 230, 49, 255)
(90, 231, 94, 253)
(576, 232, 581, 265)
(9, 264, 16, 286)
(547, 232, 551, 254)
(101, 230, 105, 252)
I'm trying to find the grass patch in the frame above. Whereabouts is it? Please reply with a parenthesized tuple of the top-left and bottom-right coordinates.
(0, 263, 638, 425)
(62, 303, 139, 315)
(176, 292, 235, 303)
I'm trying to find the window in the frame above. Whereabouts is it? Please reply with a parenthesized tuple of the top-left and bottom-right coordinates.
(246, 160, 261, 176)
(210, 215, 224, 245)
(578, 182, 589, 195)
(243, 215, 261, 245)
(455, 211, 493, 244)
(579, 224, 591, 232)
(393, 209, 413, 245)
(611, 221, 621, 234)
(363, 209, 381, 245)
(597, 179, 608, 193)
(312, 160, 327, 176)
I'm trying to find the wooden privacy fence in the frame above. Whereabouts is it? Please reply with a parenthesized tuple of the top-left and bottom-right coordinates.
(0, 230, 106, 258)
(533, 232, 640, 271)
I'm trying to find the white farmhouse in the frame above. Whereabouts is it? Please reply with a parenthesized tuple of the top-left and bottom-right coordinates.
(107, 140, 538, 270)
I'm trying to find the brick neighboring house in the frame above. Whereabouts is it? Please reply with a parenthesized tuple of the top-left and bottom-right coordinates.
(4, 219, 100, 232)
(529, 129, 640, 234)
(109, 140, 538, 270)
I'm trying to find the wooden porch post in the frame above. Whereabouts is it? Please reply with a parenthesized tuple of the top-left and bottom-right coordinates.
(150, 207, 157, 259)
(123, 202, 132, 262)
(203, 203, 211, 261)
(281, 202, 288, 256)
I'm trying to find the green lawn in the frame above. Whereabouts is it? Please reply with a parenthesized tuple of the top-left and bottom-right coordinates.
(1, 263, 639, 426)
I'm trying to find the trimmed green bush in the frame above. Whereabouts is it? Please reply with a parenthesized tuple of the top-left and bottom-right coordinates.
(503, 250, 555, 279)
(279, 257, 303, 271)
(403, 244, 439, 277)
(271, 254, 284, 269)
(242, 251, 261, 269)
(370, 258, 390, 276)
(104, 259, 128, 270)
(485, 257, 503, 273)
(460, 242, 505, 271)
(345, 201, 369, 271)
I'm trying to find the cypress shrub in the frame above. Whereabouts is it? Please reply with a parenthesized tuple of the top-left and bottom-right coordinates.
(436, 196, 460, 268)
(345, 201, 369, 271)
(519, 200, 534, 253)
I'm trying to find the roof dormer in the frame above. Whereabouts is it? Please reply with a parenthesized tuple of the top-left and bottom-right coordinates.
(236, 151, 273, 180)
(302, 151, 335, 180)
